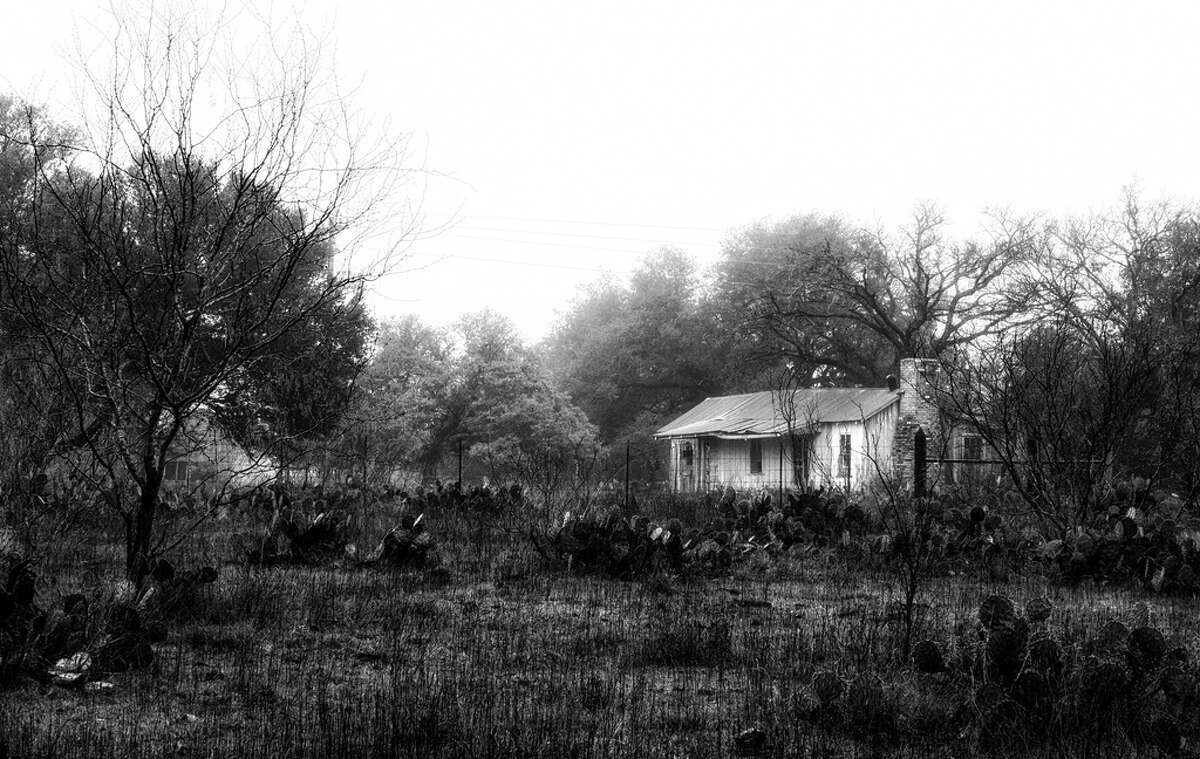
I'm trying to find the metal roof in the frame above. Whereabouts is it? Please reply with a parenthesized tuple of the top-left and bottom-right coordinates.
(654, 388, 900, 438)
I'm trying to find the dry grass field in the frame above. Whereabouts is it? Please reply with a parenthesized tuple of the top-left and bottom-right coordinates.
(4, 493, 1200, 758)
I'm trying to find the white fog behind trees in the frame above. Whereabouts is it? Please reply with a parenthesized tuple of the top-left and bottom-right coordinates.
(4, 0, 1200, 340)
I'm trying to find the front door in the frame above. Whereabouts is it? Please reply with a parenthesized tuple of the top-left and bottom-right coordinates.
(678, 439, 695, 492)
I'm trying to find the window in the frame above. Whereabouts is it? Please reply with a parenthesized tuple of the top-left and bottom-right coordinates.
(163, 460, 190, 482)
(962, 435, 983, 461)
(838, 434, 852, 478)
(749, 439, 763, 473)
(680, 442, 694, 467)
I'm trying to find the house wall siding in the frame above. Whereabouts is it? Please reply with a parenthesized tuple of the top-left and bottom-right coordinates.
(705, 436, 793, 490)
(662, 371, 1008, 494)
(675, 404, 900, 492)
(661, 397, 905, 493)
(807, 404, 897, 489)
(864, 401, 899, 482)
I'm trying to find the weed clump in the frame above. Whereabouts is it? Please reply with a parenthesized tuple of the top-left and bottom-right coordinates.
(639, 606, 732, 666)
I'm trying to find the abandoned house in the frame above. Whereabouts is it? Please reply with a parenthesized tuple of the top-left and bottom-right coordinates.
(655, 357, 991, 493)
(161, 414, 275, 488)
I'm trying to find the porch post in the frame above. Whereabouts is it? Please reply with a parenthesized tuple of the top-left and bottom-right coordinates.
(672, 439, 678, 493)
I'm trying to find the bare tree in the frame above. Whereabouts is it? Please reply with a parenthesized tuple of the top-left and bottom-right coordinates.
(0, 6, 412, 584)
(937, 320, 1157, 537)
(719, 207, 1043, 385)
(934, 198, 1200, 535)
(1041, 197, 1200, 500)
(769, 363, 814, 492)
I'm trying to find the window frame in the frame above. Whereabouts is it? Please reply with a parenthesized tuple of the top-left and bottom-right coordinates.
(962, 434, 983, 462)
(163, 460, 190, 482)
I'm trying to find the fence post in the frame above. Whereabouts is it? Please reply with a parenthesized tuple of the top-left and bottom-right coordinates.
(913, 428, 927, 498)
(624, 441, 631, 510)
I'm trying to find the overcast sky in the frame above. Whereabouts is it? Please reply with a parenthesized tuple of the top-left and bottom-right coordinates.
(5, 1, 1200, 340)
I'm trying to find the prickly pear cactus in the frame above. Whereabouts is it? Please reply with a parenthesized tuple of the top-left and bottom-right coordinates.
(911, 639, 946, 674)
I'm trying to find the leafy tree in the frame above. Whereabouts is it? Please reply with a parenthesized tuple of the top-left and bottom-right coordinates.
(545, 248, 750, 446)
(433, 311, 598, 479)
(319, 316, 453, 483)
(1126, 216, 1200, 496)
(213, 288, 374, 472)
(333, 312, 599, 485)
(0, 9, 401, 584)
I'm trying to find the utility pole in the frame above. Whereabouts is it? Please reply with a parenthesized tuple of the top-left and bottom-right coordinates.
(624, 441, 631, 510)
(913, 428, 927, 498)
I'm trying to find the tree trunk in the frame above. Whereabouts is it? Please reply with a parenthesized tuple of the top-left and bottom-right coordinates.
(126, 470, 163, 587)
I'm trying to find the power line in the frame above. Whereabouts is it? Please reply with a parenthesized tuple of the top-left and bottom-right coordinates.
(448, 254, 608, 273)
(402, 236, 806, 275)
(454, 241, 802, 270)
(466, 213, 729, 234)
(453, 234, 648, 256)
(456, 224, 716, 246)
(365, 288, 422, 303)
(390, 250, 612, 273)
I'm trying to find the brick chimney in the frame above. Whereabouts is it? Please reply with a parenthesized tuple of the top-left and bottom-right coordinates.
(895, 357, 942, 488)
(899, 357, 941, 429)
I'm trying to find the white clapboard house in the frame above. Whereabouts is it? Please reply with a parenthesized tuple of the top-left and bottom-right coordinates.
(655, 358, 990, 493)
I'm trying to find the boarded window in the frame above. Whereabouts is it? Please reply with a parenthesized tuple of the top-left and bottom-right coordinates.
(163, 460, 190, 482)
(838, 434, 851, 477)
(962, 435, 983, 461)
(749, 439, 763, 473)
